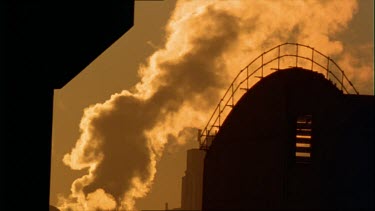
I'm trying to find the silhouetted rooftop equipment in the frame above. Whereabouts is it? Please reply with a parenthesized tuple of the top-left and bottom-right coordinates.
(198, 43, 359, 150)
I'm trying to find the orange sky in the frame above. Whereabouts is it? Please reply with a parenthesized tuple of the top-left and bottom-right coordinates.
(50, 2, 190, 210)
(50, 1, 374, 210)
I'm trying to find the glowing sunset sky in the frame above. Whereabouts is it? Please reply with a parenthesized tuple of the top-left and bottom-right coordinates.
(50, 1, 373, 210)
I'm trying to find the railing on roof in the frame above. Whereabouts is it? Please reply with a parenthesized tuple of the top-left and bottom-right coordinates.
(198, 42, 359, 150)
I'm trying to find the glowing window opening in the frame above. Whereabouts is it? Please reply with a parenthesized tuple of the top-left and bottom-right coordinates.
(296, 134, 312, 139)
(295, 152, 311, 157)
(296, 143, 311, 148)
(295, 114, 312, 163)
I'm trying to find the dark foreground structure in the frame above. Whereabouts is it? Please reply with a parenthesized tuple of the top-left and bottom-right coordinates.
(1, 2, 134, 210)
(181, 149, 206, 211)
(202, 67, 374, 210)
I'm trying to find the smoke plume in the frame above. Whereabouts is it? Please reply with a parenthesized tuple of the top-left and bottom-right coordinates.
(58, 0, 372, 210)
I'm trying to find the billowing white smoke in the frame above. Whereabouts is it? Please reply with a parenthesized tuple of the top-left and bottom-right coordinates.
(58, 0, 372, 210)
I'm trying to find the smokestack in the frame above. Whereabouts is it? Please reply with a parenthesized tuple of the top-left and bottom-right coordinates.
(58, 1, 372, 210)
(181, 149, 206, 210)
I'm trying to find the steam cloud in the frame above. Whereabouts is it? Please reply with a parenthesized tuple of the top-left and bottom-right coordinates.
(58, 0, 372, 210)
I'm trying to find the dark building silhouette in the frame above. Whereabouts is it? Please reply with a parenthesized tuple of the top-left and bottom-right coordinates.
(202, 67, 374, 210)
(1, 2, 134, 210)
(203, 68, 374, 210)
(181, 149, 206, 211)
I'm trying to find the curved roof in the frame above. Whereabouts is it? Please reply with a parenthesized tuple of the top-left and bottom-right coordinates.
(210, 67, 342, 150)
(202, 67, 374, 210)
(199, 43, 359, 150)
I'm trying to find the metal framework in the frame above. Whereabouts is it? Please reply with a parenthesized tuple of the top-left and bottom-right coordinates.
(198, 42, 359, 150)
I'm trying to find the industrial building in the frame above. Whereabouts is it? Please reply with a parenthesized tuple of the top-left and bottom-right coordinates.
(197, 44, 374, 210)
(180, 149, 206, 211)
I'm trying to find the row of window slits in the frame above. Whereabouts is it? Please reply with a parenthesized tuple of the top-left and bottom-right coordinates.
(295, 115, 312, 163)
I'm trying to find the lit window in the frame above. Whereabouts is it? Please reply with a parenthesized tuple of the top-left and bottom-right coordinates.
(295, 114, 312, 163)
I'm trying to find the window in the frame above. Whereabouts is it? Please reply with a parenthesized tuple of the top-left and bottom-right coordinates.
(295, 114, 312, 163)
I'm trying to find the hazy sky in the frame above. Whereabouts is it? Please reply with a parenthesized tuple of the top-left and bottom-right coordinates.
(50, 2, 189, 210)
(50, 1, 373, 210)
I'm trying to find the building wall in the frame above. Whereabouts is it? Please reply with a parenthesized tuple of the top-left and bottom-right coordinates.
(181, 149, 206, 210)
(202, 68, 374, 210)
